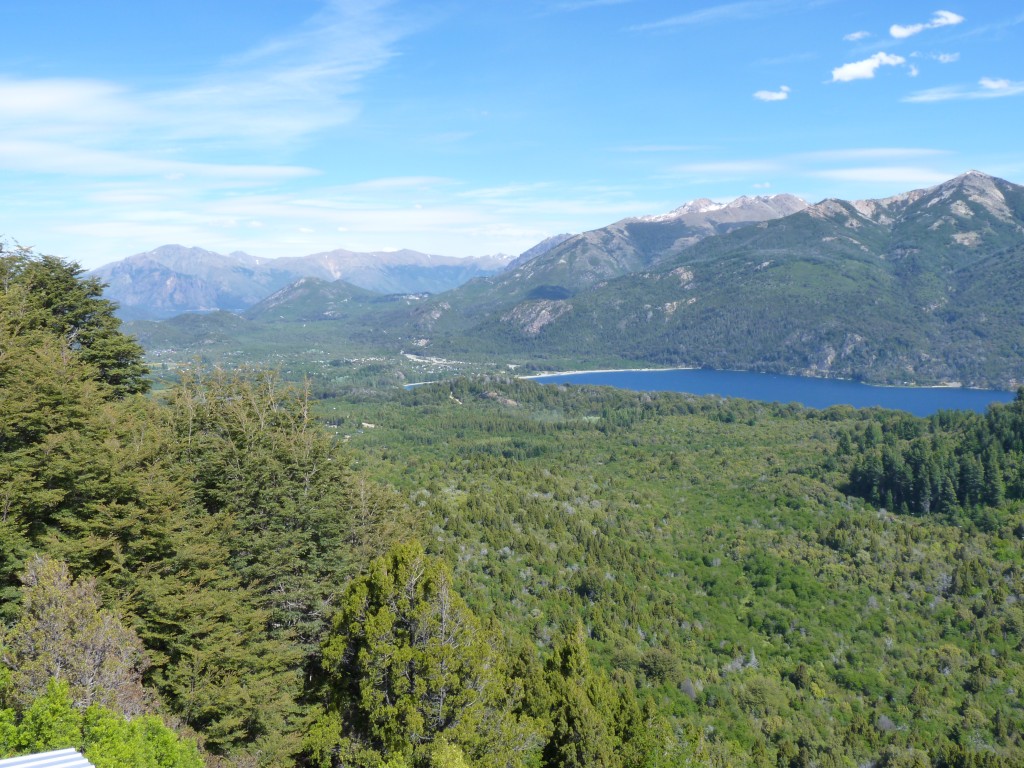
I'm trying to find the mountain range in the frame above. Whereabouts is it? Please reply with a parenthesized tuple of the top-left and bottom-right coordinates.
(127, 173, 1024, 388)
(452, 172, 1024, 386)
(90, 245, 511, 320)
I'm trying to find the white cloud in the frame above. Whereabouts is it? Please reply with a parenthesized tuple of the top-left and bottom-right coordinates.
(811, 166, 951, 185)
(980, 77, 1011, 90)
(0, 140, 315, 181)
(830, 52, 906, 82)
(615, 145, 707, 153)
(935, 52, 960, 63)
(904, 78, 1024, 102)
(890, 10, 964, 39)
(909, 65, 920, 77)
(0, 1, 408, 172)
(669, 160, 782, 176)
(21, 172, 677, 268)
(844, 31, 870, 41)
(798, 148, 949, 161)
(753, 85, 790, 101)
(551, 0, 635, 10)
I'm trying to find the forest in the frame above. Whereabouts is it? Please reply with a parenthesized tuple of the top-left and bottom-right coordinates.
(2, 247, 1024, 767)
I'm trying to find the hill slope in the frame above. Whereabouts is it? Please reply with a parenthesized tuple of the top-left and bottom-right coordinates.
(418, 194, 807, 330)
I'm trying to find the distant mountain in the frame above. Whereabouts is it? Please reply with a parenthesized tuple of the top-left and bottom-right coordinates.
(89, 245, 289, 320)
(464, 171, 1024, 387)
(91, 245, 512, 320)
(270, 248, 511, 295)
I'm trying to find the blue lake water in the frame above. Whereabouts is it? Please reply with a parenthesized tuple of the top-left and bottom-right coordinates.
(526, 368, 1018, 417)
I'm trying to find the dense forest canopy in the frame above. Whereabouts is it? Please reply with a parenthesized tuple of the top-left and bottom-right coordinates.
(3, 247, 1024, 768)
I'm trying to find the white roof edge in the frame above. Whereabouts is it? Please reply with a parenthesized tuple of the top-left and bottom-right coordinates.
(0, 748, 95, 768)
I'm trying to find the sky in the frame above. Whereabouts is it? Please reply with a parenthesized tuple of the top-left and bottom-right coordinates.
(0, 1, 1022, 269)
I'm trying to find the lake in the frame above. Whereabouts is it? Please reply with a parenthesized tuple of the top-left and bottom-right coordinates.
(525, 368, 1018, 417)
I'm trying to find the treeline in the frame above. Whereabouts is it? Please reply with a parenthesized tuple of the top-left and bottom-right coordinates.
(839, 393, 1024, 526)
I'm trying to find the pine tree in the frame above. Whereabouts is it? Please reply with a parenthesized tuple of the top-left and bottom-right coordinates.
(166, 366, 410, 658)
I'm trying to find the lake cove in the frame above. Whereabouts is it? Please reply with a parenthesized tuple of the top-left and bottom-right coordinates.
(525, 368, 1017, 417)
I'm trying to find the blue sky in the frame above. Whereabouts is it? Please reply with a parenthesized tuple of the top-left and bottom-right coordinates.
(0, 1, 1021, 268)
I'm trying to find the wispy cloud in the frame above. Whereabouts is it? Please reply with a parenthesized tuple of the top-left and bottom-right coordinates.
(0, 0, 408, 176)
(844, 31, 870, 41)
(614, 145, 708, 153)
(798, 148, 950, 161)
(890, 10, 964, 39)
(631, 0, 803, 31)
(980, 77, 1013, 90)
(831, 52, 906, 82)
(935, 52, 960, 63)
(665, 148, 957, 193)
(904, 77, 1024, 103)
(25, 170, 676, 266)
(0, 140, 316, 181)
(753, 85, 791, 101)
(669, 160, 783, 176)
(810, 166, 951, 184)
(549, 0, 635, 11)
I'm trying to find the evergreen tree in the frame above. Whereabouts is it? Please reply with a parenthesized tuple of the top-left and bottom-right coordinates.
(0, 244, 148, 398)
(310, 543, 542, 768)
(133, 511, 303, 764)
(538, 625, 619, 768)
(166, 366, 410, 658)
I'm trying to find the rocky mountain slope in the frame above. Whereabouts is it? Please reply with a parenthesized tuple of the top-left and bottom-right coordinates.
(432, 194, 808, 321)
(464, 171, 1024, 387)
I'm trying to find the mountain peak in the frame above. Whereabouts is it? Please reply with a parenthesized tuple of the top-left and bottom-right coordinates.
(637, 194, 806, 223)
(942, 169, 1003, 193)
(677, 198, 726, 215)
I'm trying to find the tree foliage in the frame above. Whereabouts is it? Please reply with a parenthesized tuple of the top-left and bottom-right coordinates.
(0, 679, 202, 767)
(0, 556, 148, 716)
(311, 543, 542, 768)
(0, 243, 148, 398)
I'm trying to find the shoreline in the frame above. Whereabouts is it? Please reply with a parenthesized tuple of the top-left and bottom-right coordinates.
(518, 367, 1015, 393)
(404, 366, 1018, 395)
(519, 365, 697, 380)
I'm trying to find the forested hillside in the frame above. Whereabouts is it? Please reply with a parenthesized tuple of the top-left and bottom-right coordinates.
(340, 377, 1024, 767)
(4, 246, 1024, 767)
(436, 172, 1024, 388)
